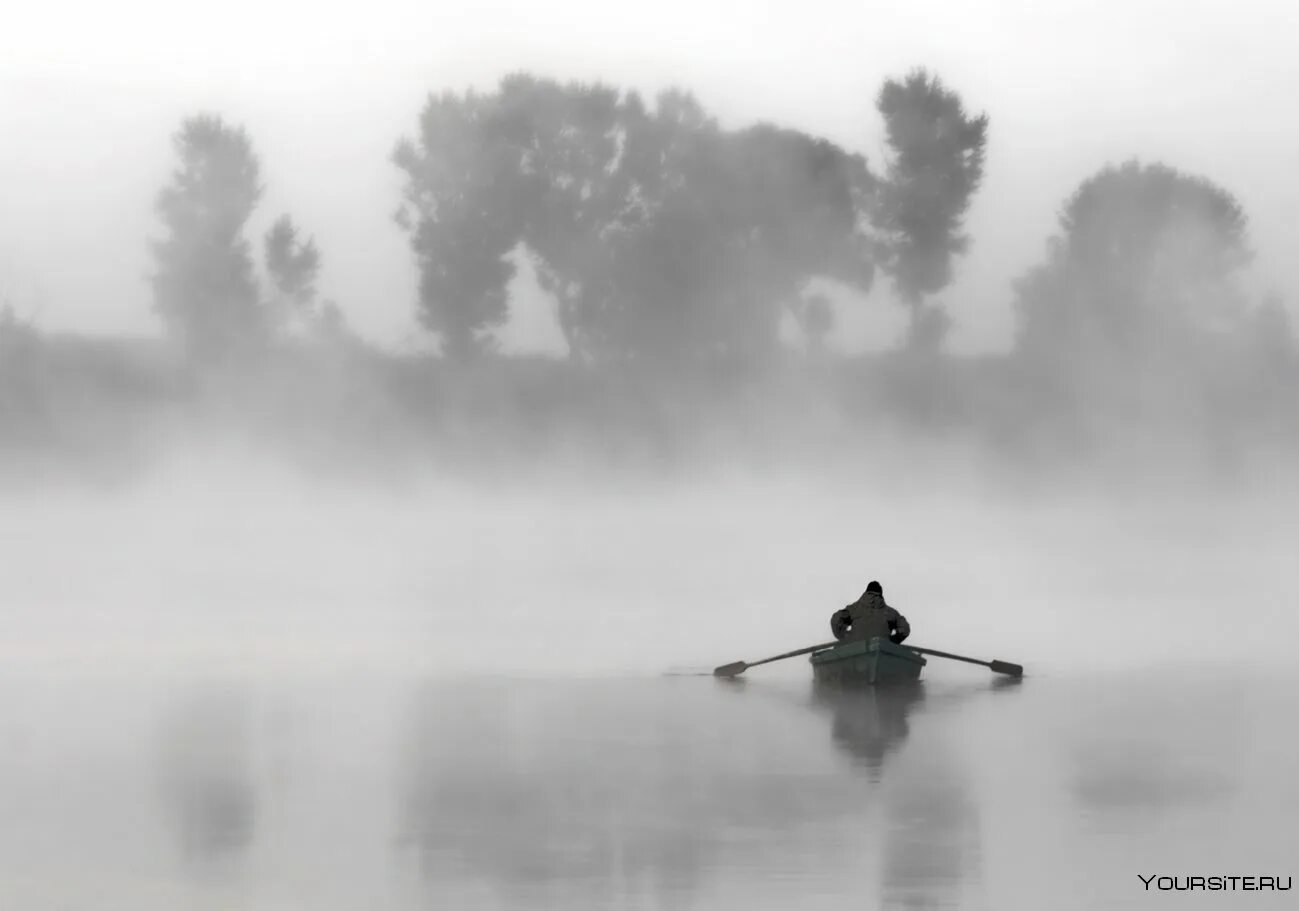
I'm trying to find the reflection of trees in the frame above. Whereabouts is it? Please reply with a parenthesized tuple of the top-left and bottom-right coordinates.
(154, 685, 257, 861)
(396, 679, 857, 908)
(1068, 677, 1236, 817)
(1072, 743, 1231, 813)
(394, 677, 1019, 909)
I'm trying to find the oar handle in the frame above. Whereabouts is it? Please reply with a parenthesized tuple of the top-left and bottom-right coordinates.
(907, 646, 988, 666)
(908, 645, 1023, 677)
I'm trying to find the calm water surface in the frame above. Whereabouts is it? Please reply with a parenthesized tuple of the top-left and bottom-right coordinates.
(0, 665, 1294, 910)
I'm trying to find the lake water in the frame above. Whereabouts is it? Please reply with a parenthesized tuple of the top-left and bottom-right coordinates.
(1, 664, 1294, 910)
(2, 466, 1296, 908)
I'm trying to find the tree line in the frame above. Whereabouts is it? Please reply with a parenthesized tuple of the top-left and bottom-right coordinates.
(146, 70, 1293, 384)
(151, 70, 989, 367)
(4, 68, 1296, 475)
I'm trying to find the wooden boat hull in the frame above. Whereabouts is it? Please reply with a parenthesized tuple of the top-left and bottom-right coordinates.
(809, 637, 926, 686)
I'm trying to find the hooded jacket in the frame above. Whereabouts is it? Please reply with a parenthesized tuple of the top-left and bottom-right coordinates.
(830, 589, 911, 644)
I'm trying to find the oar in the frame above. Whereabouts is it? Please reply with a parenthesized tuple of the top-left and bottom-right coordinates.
(906, 645, 1023, 678)
(713, 641, 838, 678)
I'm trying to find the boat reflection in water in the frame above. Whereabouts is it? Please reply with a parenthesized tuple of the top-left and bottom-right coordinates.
(393, 673, 1024, 909)
(810, 679, 926, 775)
(813, 677, 1027, 909)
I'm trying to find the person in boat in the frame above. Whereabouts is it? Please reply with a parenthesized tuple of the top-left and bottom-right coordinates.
(830, 581, 911, 645)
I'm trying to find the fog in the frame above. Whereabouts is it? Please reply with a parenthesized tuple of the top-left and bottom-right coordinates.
(4, 2, 1299, 906)
(5, 1, 1299, 352)
(3, 451, 1296, 678)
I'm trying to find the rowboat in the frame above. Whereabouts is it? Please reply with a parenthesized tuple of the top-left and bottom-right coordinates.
(713, 636, 1018, 681)
(809, 636, 926, 686)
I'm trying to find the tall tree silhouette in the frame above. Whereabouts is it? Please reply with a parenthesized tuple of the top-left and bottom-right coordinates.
(393, 83, 537, 359)
(876, 69, 988, 350)
(152, 115, 264, 363)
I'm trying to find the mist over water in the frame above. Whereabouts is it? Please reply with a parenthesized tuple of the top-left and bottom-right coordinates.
(4, 348, 1297, 908)
(1, 654, 1295, 908)
(4, 449, 1297, 679)
(6, 4, 1299, 903)
(3, 382, 1297, 909)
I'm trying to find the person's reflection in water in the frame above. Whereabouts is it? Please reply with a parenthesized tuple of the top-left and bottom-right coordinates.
(881, 680, 1031, 909)
(154, 685, 257, 864)
(814, 680, 1022, 909)
(812, 681, 926, 777)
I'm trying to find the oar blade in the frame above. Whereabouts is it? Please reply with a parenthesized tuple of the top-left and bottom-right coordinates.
(712, 661, 748, 678)
(989, 659, 1023, 678)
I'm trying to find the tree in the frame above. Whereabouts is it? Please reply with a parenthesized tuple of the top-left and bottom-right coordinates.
(492, 75, 630, 362)
(393, 74, 878, 368)
(393, 83, 537, 359)
(152, 115, 265, 363)
(876, 69, 988, 350)
(264, 214, 321, 331)
(544, 109, 876, 365)
(635, 121, 875, 364)
(1015, 161, 1251, 364)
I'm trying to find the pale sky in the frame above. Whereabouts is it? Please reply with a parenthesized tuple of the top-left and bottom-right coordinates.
(2, 0, 1297, 354)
